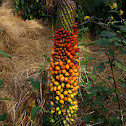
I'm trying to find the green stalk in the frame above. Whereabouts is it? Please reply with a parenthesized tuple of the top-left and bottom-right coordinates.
(108, 54, 122, 126)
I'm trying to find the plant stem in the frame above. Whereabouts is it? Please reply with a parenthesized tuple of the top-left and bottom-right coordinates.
(108, 55, 122, 126)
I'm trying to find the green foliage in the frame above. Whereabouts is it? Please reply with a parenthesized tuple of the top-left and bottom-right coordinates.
(27, 78, 40, 91)
(0, 78, 4, 89)
(79, 1, 126, 125)
(0, 50, 12, 59)
(0, 0, 2, 6)
(31, 106, 41, 120)
(0, 113, 7, 121)
(15, 0, 46, 20)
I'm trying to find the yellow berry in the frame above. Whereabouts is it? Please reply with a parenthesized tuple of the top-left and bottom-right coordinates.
(55, 96, 59, 101)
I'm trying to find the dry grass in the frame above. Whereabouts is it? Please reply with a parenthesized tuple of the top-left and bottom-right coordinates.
(0, 1, 53, 125)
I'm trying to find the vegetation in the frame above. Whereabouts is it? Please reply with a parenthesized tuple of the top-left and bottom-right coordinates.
(15, 0, 46, 20)
(0, 0, 125, 126)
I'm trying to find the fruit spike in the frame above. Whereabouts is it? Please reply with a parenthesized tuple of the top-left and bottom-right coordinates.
(50, 22, 79, 126)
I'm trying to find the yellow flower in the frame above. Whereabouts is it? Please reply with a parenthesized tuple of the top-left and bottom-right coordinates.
(110, 16, 114, 20)
(121, 19, 124, 24)
(110, 5, 114, 9)
(116, 30, 120, 33)
(111, 22, 114, 25)
(84, 16, 90, 20)
(113, 3, 117, 8)
(110, 3, 117, 9)
(120, 9, 124, 15)
(107, 22, 110, 24)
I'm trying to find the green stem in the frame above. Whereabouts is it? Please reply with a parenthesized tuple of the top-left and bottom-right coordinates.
(108, 55, 122, 126)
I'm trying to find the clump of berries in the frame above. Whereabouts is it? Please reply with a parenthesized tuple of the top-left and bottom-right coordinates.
(50, 22, 79, 126)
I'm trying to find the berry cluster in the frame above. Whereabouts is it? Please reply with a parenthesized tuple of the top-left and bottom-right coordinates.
(50, 23, 79, 126)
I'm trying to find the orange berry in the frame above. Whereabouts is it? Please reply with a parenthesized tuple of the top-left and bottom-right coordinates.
(55, 62, 59, 66)
(62, 69, 66, 74)
(55, 66, 60, 71)
(70, 80, 74, 85)
(60, 100, 64, 104)
(56, 75, 59, 80)
(54, 81, 59, 86)
(60, 76, 65, 82)
(70, 85, 74, 89)
(58, 70, 62, 74)
(69, 62, 74, 68)
(53, 86, 57, 91)
(59, 61, 63, 66)
(52, 78, 55, 82)
(61, 65, 66, 70)
(55, 96, 59, 101)
(65, 64, 70, 70)
(51, 71, 55, 75)
(56, 91, 61, 95)
(64, 77, 68, 82)
(61, 82, 65, 88)
(73, 45, 78, 49)
(64, 90, 68, 95)
(66, 84, 70, 88)
(65, 72, 69, 77)
(50, 101, 54, 106)
(50, 87, 53, 92)
(57, 85, 61, 90)
(60, 94, 64, 99)
(75, 72, 79, 77)
(50, 83, 53, 87)
(50, 67, 53, 71)
(67, 97, 72, 103)
(68, 76, 73, 80)
(64, 97, 67, 101)
(73, 69, 78, 73)
(70, 94, 74, 98)
(54, 70, 58, 74)
(72, 65, 76, 69)
(69, 55, 73, 59)
(69, 69, 73, 74)
(71, 72, 76, 77)
(68, 89, 72, 94)
(67, 59, 71, 64)
(73, 77, 77, 81)
(74, 82, 78, 86)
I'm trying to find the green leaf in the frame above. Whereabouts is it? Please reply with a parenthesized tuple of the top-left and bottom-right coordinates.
(99, 31, 116, 38)
(119, 50, 126, 54)
(108, 76, 112, 80)
(97, 51, 102, 56)
(0, 79, 4, 85)
(31, 106, 41, 120)
(118, 25, 126, 33)
(47, 57, 50, 63)
(31, 81, 40, 91)
(0, 98, 12, 100)
(39, 65, 45, 68)
(27, 78, 40, 91)
(0, 50, 12, 59)
(38, 69, 43, 73)
(0, 113, 7, 121)
(115, 61, 126, 72)
(95, 38, 110, 47)
(87, 57, 95, 61)
(95, 61, 106, 73)
(78, 82, 85, 85)
(42, 54, 47, 58)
